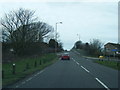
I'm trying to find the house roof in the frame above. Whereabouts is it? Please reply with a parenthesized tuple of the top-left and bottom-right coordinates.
(104, 42, 120, 49)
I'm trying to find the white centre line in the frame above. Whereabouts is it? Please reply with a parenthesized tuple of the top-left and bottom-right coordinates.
(72, 58, 76, 62)
(95, 78, 110, 90)
(81, 66, 90, 73)
(72, 58, 80, 65)
(76, 62, 80, 65)
(72, 57, 110, 90)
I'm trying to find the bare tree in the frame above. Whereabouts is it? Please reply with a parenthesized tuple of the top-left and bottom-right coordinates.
(1, 8, 38, 55)
(1, 8, 37, 42)
(1, 8, 53, 55)
(75, 40, 82, 49)
(34, 22, 54, 42)
(89, 39, 104, 56)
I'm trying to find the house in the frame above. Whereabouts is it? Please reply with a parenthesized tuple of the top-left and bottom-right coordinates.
(104, 42, 120, 56)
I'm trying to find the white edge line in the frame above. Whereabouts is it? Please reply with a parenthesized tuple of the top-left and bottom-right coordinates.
(21, 81, 26, 84)
(15, 70, 45, 88)
(34, 74, 37, 77)
(95, 78, 110, 90)
(34, 70, 44, 77)
(39, 70, 44, 73)
(81, 66, 90, 73)
(26, 77, 33, 82)
(15, 85, 19, 88)
(41, 70, 44, 72)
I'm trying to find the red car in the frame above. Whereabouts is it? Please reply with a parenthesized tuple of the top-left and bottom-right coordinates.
(61, 53, 70, 60)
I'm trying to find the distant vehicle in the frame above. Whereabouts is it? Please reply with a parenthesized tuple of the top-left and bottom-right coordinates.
(99, 55, 104, 59)
(61, 52, 70, 60)
(99, 55, 104, 61)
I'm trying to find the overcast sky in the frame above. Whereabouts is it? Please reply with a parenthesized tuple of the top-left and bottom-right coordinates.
(0, 0, 118, 50)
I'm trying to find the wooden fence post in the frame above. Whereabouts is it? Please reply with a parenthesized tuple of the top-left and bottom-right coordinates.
(2, 70, 4, 79)
(34, 61, 37, 67)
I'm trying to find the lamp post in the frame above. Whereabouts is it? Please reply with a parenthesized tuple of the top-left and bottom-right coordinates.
(55, 22, 62, 53)
(77, 34, 80, 41)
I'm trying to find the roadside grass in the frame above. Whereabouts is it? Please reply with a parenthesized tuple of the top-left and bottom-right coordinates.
(74, 49, 120, 70)
(2, 53, 58, 87)
(94, 60, 120, 70)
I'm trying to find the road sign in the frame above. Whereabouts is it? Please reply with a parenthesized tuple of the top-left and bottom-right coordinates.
(111, 49, 118, 52)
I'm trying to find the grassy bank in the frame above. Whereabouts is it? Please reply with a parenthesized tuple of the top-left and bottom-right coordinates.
(2, 53, 58, 87)
(94, 60, 120, 70)
(74, 49, 120, 70)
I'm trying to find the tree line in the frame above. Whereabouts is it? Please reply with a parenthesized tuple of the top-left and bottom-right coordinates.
(74, 39, 104, 57)
(1, 8, 63, 57)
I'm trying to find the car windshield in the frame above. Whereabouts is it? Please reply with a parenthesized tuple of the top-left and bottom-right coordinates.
(63, 52, 69, 55)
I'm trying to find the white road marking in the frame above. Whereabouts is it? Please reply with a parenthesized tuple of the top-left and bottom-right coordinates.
(37, 73, 40, 75)
(34, 74, 37, 77)
(26, 77, 33, 82)
(34, 70, 45, 77)
(69, 56, 110, 90)
(72, 58, 76, 62)
(81, 66, 90, 73)
(76, 62, 80, 65)
(21, 81, 26, 84)
(40, 70, 44, 73)
(14, 69, 45, 88)
(72, 58, 80, 65)
(95, 78, 110, 90)
(72, 58, 89, 73)
(15, 85, 19, 88)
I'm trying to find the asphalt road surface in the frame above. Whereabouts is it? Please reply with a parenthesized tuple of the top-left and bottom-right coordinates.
(6, 51, 118, 89)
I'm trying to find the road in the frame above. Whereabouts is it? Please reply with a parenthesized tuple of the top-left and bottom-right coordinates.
(5, 51, 118, 89)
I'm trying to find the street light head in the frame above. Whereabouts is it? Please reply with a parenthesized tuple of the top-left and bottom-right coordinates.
(59, 22, 62, 24)
(56, 22, 62, 24)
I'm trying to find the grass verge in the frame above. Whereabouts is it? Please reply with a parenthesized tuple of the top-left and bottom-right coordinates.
(2, 53, 58, 87)
(94, 60, 120, 70)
